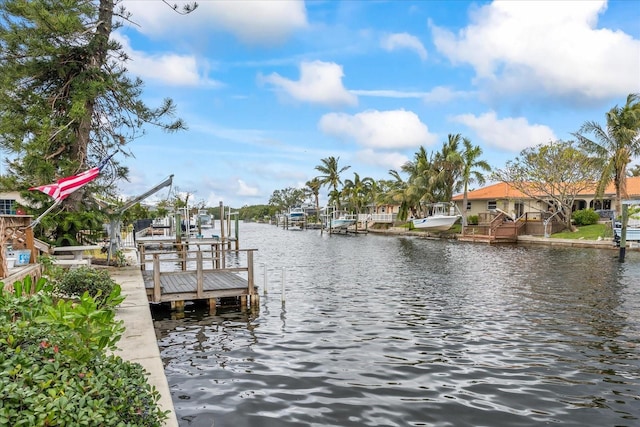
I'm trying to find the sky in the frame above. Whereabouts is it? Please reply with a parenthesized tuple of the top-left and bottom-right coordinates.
(114, 0, 640, 208)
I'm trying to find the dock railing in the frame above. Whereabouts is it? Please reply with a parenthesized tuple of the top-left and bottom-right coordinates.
(138, 241, 257, 303)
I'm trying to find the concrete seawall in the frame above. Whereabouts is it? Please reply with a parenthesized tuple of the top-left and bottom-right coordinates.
(108, 266, 179, 427)
(369, 227, 640, 251)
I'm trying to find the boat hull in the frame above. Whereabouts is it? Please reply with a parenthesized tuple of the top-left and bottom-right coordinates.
(411, 215, 460, 231)
(614, 227, 640, 241)
(331, 219, 356, 229)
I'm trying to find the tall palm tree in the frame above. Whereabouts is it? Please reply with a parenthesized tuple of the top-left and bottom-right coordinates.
(573, 93, 640, 214)
(380, 170, 411, 221)
(305, 177, 322, 222)
(459, 137, 491, 226)
(315, 156, 350, 210)
(432, 133, 464, 202)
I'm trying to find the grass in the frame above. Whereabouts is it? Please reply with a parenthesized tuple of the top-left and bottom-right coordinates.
(551, 223, 612, 240)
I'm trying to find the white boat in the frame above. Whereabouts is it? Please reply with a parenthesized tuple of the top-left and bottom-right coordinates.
(613, 223, 640, 242)
(411, 202, 460, 231)
(287, 207, 306, 221)
(330, 211, 357, 230)
(193, 210, 213, 229)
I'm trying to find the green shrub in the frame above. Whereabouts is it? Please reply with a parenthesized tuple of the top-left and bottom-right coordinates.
(0, 276, 167, 426)
(55, 266, 117, 306)
(466, 215, 479, 225)
(572, 209, 600, 226)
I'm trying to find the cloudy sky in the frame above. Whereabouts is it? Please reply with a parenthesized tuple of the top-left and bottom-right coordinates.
(115, 0, 640, 208)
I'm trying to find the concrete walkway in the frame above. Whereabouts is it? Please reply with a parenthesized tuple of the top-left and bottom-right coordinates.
(107, 265, 179, 427)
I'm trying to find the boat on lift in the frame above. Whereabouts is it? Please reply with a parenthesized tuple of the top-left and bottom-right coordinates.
(411, 202, 460, 231)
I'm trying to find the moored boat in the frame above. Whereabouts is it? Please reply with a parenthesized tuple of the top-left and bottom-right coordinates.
(613, 222, 640, 243)
(287, 207, 306, 221)
(411, 202, 460, 231)
(329, 211, 357, 230)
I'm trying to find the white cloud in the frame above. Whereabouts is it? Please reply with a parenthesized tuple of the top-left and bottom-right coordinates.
(113, 33, 219, 87)
(422, 86, 471, 103)
(236, 179, 259, 197)
(356, 149, 408, 171)
(452, 111, 556, 152)
(318, 109, 437, 149)
(261, 61, 358, 107)
(351, 89, 427, 98)
(122, 0, 307, 46)
(431, 0, 640, 100)
(380, 32, 428, 60)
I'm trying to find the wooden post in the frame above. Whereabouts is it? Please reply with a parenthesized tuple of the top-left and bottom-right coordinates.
(250, 293, 260, 307)
(221, 245, 226, 269)
(181, 243, 187, 271)
(247, 250, 255, 296)
(172, 300, 185, 312)
(139, 244, 146, 271)
(214, 242, 220, 269)
(619, 203, 628, 262)
(25, 227, 35, 264)
(153, 254, 161, 303)
(208, 298, 217, 314)
(196, 251, 204, 298)
(235, 214, 239, 250)
(219, 201, 225, 244)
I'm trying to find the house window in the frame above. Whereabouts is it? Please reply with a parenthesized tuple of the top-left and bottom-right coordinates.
(466, 202, 471, 211)
(0, 199, 16, 215)
(487, 200, 497, 210)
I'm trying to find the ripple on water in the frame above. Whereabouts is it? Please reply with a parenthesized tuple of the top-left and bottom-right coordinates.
(153, 224, 640, 427)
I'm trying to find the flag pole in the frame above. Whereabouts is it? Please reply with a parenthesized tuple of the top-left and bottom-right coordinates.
(29, 200, 62, 228)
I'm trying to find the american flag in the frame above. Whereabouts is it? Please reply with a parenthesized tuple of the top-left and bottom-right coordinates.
(29, 154, 113, 203)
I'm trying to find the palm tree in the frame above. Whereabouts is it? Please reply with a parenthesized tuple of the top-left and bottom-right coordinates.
(401, 146, 437, 218)
(573, 93, 640, 214)
(314, 156, 350, 210)
(305, 177, 322, 222)
(380, 170, 411, 221)
(432, 133, 464, 202)
(342, 172, 375, 215)
(458, 137, 491, 226)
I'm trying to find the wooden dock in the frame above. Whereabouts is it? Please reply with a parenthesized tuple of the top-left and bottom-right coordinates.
(137, 240, 258, 312)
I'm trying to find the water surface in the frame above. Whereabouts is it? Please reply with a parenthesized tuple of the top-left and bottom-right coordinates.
(153, 223, 640, 427)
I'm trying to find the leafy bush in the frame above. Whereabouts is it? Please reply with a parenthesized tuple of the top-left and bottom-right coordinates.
(55, 266, 117, 306)
(0, 276, 168, 426)
(572, 209, 600, 226)
(467, 215, 479, 225)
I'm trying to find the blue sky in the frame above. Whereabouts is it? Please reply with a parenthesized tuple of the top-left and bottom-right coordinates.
(115, 0, 640, 208)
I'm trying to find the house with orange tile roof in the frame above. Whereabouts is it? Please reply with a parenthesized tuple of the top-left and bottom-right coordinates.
(452, 176, 640, 220)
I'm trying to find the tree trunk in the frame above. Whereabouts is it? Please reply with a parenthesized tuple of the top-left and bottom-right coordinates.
(67, 0, 114, 209)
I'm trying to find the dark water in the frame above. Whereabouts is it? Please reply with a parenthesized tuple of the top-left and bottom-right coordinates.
(153, 223, 640, 427)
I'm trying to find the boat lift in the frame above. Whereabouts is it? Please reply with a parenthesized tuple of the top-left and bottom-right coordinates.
(618, 199, 640, 262)
(105, 175, 173, 261)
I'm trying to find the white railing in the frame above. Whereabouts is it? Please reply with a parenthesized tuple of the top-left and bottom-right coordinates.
(357, 213, 394, 223)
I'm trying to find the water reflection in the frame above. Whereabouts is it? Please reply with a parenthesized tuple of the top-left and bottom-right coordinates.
(153, 223, 640, 427)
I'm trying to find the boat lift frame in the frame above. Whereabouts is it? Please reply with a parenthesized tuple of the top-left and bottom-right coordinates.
(618, 199, 640, 262)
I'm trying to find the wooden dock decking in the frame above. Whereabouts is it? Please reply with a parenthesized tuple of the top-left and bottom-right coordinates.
(138, 240, 258, 311)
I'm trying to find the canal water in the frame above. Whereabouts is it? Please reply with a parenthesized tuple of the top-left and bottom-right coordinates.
(152, 222, 640, 427)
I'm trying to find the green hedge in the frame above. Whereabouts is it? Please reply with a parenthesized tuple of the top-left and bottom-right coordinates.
(0, 276, 169, 426)
(572, 209, 600, 226)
